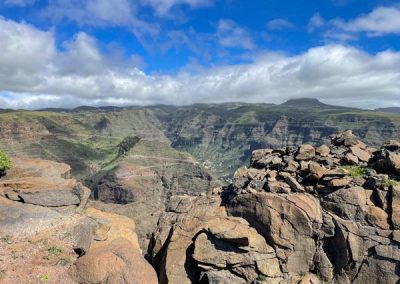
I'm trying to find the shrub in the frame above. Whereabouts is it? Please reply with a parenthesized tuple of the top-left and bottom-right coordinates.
(47, 246, 62, 256)
(39, 274, 49, 283)
(256, 274, 268, 281)
(118, 136, 140, 156)
(0, 151, 11, 174)
(382, 178, 397, 188)
(342, 166, 366, 178)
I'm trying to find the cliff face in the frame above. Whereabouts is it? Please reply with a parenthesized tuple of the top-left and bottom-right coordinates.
(1, 102, 400, 183)
(149, 131, 400, 284)
(156, 103, 400, 180)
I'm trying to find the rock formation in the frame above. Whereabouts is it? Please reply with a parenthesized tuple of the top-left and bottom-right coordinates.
(149, 130, 400, 283)
(0, 157, 157, 284)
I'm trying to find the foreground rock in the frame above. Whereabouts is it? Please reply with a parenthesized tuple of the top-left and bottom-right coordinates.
(150, 131, 400, 283)
(70, 238, 158, 284)
(0, 157, 157, 284)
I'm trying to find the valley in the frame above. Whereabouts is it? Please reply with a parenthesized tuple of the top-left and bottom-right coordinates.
(1, 99, 400, 251)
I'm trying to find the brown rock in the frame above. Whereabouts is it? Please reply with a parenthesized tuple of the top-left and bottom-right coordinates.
(0, 157, 89, 208)
(266, 180, 291, 194)
(324, 168, 348, 177)
(316, 144, 330, 157)
(69, 238, 158, 284)
(345, 153, 359, 165)
(299, 273, 321, 284)
(374, 245, 400, 261)
(332, 130, 359, 146)
(322, 187, 390, 229)
(350, 146, 372, 162)
(296, 144, 316, 160)
(85, 208, 140, 250)
(388, 152, 400, 175)
(393, 230, 400, 242)
(285, 176, 305, 192)
(251, 149, 273, 164)
(326, 178, 351, 188)
(308, 162, 327, 180)
(391, 185, 400, 229)
(285, 159, 299, 172)
(228, 193, 322, 275)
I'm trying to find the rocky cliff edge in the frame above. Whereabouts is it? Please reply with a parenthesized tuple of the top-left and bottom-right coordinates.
(149, 130, 400, 284)
(0, 157, 158, 284)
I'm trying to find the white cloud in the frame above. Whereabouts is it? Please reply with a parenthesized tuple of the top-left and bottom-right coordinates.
(42, 0, 160, 46)
(267, 19, 293, 30)
(334, 6, 400, 36)
(140, 0, 212, 16)
(0, 18, 400, 109)
(43, 0, 134, 26)
(4, 0, 35, 6)
(217, 19, 255, 50)
(308, 13, 325, 32)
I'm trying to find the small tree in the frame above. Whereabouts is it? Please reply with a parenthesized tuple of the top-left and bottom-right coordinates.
(0, 151, 11, 175)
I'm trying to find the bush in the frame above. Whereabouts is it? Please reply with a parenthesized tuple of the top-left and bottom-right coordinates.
(342, 166, 366, 178)
(0, 151, 11, 174)
(382, 178, 397, 188)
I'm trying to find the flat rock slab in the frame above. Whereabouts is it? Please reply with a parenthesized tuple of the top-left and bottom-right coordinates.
(1, 177, 80, 207)
(6, 157, 71, 182)
(0, 203, 63, 235)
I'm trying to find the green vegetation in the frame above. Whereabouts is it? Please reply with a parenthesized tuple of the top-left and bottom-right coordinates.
(0, 102, 400, 183)
(0, 151, 11, 174)
(118, 136, 141, 156)
(256, 274, 268, 281)
(382, 178, 398, 188)
(342, 166, 367, 178)
(39, 274, 49, 283)
(47, 246, 62, 256)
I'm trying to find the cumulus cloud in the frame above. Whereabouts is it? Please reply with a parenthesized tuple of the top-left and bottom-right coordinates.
(267, 19, 294, 30)
(217, 19, 255, 50)
(0, 18, 400, 109)
(333, 6, 400, 36)
(311, 6, 400, 40)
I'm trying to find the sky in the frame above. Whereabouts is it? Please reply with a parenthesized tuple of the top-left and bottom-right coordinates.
(0, 0, 400, 109)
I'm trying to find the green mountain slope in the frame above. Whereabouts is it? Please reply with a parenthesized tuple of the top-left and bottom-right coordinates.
(1, 99, 400, 183)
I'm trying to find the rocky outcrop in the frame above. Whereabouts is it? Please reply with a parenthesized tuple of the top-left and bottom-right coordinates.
(70, 238, 158, 284)
(150, 131, 400, 283)
(0, 157, 90, 209)
(0, 157, 157, 284)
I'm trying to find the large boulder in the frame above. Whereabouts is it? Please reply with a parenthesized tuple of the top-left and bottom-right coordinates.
(150, 195, 282, 284)
(0, 157, 90, 209)
(227, 192, 323, 275)
(85, 208, 140, 250)
(372, 140, 400, 175)
(69, 238, 158, 284)
(322, 187, 390, 229)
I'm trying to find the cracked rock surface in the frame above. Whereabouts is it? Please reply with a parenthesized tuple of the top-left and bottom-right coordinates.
(149, 131, 400, 284)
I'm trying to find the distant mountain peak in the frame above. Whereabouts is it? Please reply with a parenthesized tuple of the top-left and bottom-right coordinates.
(280, 98, 327, 107)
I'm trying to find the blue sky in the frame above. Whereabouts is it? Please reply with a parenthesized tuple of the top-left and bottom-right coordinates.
(0, 0, 400, 108)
